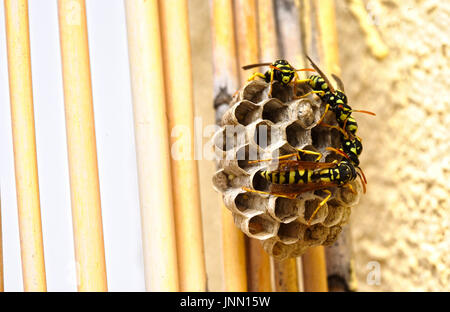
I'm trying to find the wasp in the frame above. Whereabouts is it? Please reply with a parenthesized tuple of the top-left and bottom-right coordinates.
(242, 59, 314, 97)
(340, 135, 363, 166)
(242, 149, 366, 226)
(297, 56, 375, 139)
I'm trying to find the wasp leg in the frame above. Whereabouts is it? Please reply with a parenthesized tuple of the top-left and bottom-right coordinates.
(340, 118, 362, 141)
(298, 90, 325, 98)
(316, 103, 330, 125)
(326, 146, 350, 160)
(242, 187, 297, 199)
(247, 148, 322, 164)
(267, 69, 275, 97)
(306, 189, 332, 226)
(293, 77, 323, 99)
(292, 75, 314, 99)
(295, 78, 312, 85)
(320, 122, 349, 138)
(342, 183, 356, 195)
(273, 149, 322, 162)
(296, 149, 323, 161)
(292, 72, 298, 98)
(247, 72, 266, 82)
(247, 153, 295, 164)
(341, 118, 357, 139)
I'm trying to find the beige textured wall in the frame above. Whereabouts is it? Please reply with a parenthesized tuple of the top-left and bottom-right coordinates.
(335, 0, 449, 291)
(189, 0, 450, 291)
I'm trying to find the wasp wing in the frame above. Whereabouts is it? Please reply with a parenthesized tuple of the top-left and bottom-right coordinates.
(269, 181, 337, 197)
(331, 74, 345, 92)
(274, 159, 336, 172)
(305, 55, 335, 93)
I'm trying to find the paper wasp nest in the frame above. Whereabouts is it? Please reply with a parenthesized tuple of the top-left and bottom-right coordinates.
(212, 80, 362, 260)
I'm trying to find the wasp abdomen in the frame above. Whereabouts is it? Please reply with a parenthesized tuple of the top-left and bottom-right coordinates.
(261, 167, 345, 185)
(261, 169, 311, 185)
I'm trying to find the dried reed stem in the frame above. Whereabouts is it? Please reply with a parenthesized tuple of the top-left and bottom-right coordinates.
(234, 0, 260, 84)
(325, 225, 357, 291)
(234, 0, 272, 292)
(159, 0, 206, 291)
(124, 0, 179, 291)
(0, 192, 3, 292)
(257, 0, 280, 61)
(210, 0, 248, 291)
(302, 246, 328, 291)
(316, 0, 341, 76)
(258, 0, 301, 292)
(4, 0, 47, 291)
(275, 0, 305, 67)
(296, 0, 339, 292)
(58, 0, 108, 291)
(315, 0, 357, 292)
(222, 202, 248, 291)
(273, 259, 299, 291)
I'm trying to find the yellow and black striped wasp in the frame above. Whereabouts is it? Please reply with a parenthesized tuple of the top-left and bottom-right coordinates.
(243, 148, 366, 226)
(242, 59, 314, 97)
(297, 55, 376, 140)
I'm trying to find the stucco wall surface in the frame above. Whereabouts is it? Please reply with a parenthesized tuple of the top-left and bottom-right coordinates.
(335, 0, 449, 291)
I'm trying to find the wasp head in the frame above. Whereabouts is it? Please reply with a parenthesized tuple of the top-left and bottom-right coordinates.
(272, 59, 295, 85)
(337, 160, 357, 184)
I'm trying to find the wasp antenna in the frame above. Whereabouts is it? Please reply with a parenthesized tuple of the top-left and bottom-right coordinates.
(356, 166, 367, 185)
(295, 68, 316, 72)
(326, 146, 350, 160)
(242, 62, 272, 70)
(351, 109, 377, 116)
(269, 64, 282, 71)
(357, 172, 367, 194)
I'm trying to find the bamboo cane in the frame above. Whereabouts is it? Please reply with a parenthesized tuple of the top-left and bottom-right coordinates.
(246, 240, 272, 291)
(124, 0, 179, 291)
(257, 0, 303, 292)
(296, 257, 305, 291)
(274, 0, 305, 68)
(159, 0, 206, 292)
(221, 202, 248, 291)
(257, 0, 280, 62)
(210, 0, 247, 291)
(298, 0, 345, 292)
(0, 191, 3, 292)
(234, 0, 272, 292)
(234, 0, 260, 84)
(274, 0, 327, 293)
(315, 0, 358, 292)
(325, 225, 357, 291)
(315, 0, 341, 76)
(273, 259, 299, 291)
(57, 0, 107, 291)
(302, 246, 328, 291)
(4, 0, 47, 292)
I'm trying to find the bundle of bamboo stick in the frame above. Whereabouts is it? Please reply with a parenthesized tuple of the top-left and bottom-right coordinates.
(1, 0, 353, 292)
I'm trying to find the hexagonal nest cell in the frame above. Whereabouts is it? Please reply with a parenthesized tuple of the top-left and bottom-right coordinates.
(212, 80, 362, 260)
